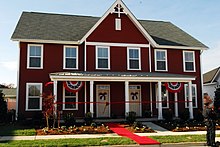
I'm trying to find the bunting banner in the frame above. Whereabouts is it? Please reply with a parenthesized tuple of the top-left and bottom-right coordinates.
(63, 81, 84, 93)
(165, 82, 183, 93)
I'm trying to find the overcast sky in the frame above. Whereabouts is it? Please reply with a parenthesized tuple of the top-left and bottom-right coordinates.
(0, 0, 219, 86)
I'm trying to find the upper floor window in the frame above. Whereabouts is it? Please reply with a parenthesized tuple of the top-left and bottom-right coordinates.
(155, 49, 167, 71)
(127, 48, 141, 70)
(27, 44, 43, 69)
(183, 51, 195, 72)
(96, 46, 110, 69)
(64, 46, 78, 69)
(63, 88, 78, 110)
(26, 83, 42, 111)
(184, 84, 197, 108)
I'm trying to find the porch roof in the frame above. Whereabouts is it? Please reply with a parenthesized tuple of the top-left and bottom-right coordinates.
(50, 71, 196, 82)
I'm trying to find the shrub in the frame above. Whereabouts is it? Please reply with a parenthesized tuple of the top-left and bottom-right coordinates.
(0, 90, 7, 123)
(63, 113, 76, 127)
(179, 109, 190, 121)
(126, 111, 136, 124)
(163, 109, 173, 122)
(193, 109, 204, 122)
(84, 112, 93, 125)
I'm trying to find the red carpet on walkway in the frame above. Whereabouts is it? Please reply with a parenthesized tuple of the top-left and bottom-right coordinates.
(106, 123, 160, 145)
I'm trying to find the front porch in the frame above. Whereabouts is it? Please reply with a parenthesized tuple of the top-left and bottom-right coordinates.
(50, 71, 196, 120)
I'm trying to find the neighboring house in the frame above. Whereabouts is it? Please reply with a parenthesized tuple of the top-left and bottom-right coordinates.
(0, 88, 16, 111)
(203, 67, 220, 99)
(11, 0, 208, 120)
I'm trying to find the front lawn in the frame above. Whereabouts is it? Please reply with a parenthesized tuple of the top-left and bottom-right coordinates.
(0, 124, 36, 136)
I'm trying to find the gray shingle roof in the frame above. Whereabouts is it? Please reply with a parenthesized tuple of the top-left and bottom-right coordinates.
(0, 88, 16, 98)
(203, 67, 220, 84)
(11, 12, 207, 48)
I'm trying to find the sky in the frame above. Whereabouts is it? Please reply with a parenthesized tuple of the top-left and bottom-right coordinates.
(0, 0, 220, 86)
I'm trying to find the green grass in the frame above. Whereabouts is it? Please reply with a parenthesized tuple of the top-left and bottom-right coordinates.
(0, 137, 135, 147)
(150, 135, 206, 143)
(0, 124, 36, 136)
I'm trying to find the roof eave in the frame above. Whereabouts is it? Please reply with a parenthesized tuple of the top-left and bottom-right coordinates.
(11, 38, 81, 45)
(155, 44, 208, 50)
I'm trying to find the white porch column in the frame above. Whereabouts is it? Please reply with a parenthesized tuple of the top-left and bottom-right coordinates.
(53, 80, 58, 117)
(90, 81, 94, 117)
(174, 93, 178, 117)
(158, 81, 163, 120)
(188, 81, 194, 119)
(84, 82, 87, 114)
(125, 81, 129, 115)
(150, 82, 153, 117)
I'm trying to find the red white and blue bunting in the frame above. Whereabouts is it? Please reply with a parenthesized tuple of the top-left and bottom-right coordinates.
(63, 81, 84, 93)
(165, 82, 183, 93)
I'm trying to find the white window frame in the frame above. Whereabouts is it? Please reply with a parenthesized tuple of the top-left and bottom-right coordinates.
(25, 83, 42, 111)
(63, 45, 78, 69)
(183, 51, 196, 72)
(127, 47, 141, 70)
(63, 87, 78, 110)
(155, 84, 169, 109)
(115, 18, 121, 31)
(154, 49, 168, 71)
(96, 46, 110, 70)
(184, 84, 198, 108)
(27, 44, 43, 69)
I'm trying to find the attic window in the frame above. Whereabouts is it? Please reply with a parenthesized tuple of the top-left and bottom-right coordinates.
(115, 18, 121, 31)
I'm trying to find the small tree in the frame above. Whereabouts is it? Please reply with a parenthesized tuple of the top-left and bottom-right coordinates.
(214, 86, 220, 118)
(0, 90, 7, 123)
(42, 92, 55, 128)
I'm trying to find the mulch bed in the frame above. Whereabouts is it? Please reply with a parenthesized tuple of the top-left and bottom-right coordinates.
(36, 123, 155, 135)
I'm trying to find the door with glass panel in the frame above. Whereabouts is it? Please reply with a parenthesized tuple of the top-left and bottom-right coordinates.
(129, 85, 141, 116)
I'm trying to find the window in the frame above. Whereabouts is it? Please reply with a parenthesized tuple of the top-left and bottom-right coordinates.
(63, 88, 78, 110)
(27, 44, 43, 68)
(184, 84, 197, 108)
(115, 18, 121, 31)
(26, 83, 42, 111)
(155, 49, 167, 71)
(64, 46, 78, 69)
(127, 48, 141, 70)
(96, 46, 110, 69)
(183, 51, 195, 72)
(156, 84, 169, 108)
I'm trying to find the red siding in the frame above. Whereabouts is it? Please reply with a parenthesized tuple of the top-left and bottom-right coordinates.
(87, 14, 148, 44)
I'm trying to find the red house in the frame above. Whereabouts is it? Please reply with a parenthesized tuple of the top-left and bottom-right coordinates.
(12, 0, 207, 120)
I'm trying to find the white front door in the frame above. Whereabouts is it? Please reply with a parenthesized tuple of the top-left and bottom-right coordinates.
(129, 85, 141, 117)
(96, 85, 110, 117)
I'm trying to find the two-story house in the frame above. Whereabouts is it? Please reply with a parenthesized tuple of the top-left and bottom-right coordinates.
(11, 0, 208, 120)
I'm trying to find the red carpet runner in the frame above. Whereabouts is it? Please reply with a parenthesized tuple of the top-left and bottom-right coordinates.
(106, 123, 160, 145)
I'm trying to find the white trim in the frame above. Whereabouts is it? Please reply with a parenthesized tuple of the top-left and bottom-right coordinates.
(125, 81, 129, 115)
(86, 42, 149, 48)
(184, 84, 198, 108)
(50, 75, 196, 82)
(53, 80, 58, 117)
(12, 39, 80, 45)
(16, 42, 21, 119)
(27, 44, 43, 69)
(150, 82, 153, 116)
(90, 81, 94, 117)
(127, 47, 141, 70)
(183, 51, 196, 72)
(96, 84, 111, 118)
(62, 86, 78, 110)
(84, 41, 87, 71)
(174, 93, 178, 117)
(84, 82, 87, 113)
(80, 0, 157, 46)
(158, 81, 163, 120)
(155, 83, 169, 109)
(63, 45, 78, 70)
(203, 82, 218, 86)
(154, 49, 168, 71)
(25, 83, 42, 111)
(149, 45, 152, 72)
(96, 46, 110, 70)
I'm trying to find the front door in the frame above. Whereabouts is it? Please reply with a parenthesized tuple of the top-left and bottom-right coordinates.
(96, 85, 110, 117)
(129, 85, 141, 116)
